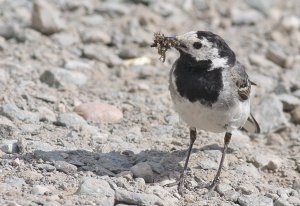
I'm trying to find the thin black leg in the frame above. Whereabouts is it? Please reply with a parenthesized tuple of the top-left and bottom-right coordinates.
(209, 132, 232, 191)
(178, 127, 197, 195)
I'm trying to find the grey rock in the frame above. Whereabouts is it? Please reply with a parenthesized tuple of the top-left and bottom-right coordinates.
(115, 189, 163, 206)
(5, 176, 26, 187)
(130, 162, 154, 183)
(52, 32, 80, 47)
(293, 90, 300, 98)
(31, 185, 50, 195)
(0, 116, 17, 138)
(95, 3, 129, 17)
(83, 44, 122, 67)
(277, 94, 300, 111)
(54, 161, 77, 174)
(31, 0, 65, 35)
(238, 183, 259, 195)
(0, 24, 19, 39)
(150, 2, 179, 17)
(282, 67, 300, 90)
(40, 67, 87, 88)
(238, 194, 273, 206)
(64, 60, 92, 71)
(0, 140, 19, 154)
(19, 124, 41, 135)
(37, 106, 56, 122)
(252, 94, 288, 133)
(245, 0, 274, 15)
(250, 153, 282, 170)
(198, 157, 219, 170)
(288, 196, 300, 205)
(76, 177, 115, 196)
(232, 9, 263, 25)
(80, 29, 111, 44)
(274, 198, 291, 206)
(280, 15, 300, 33)
(266, 45, 289, 68)
(236, 163, 261, 179)
(118, 47, 139, 59)
(36, 164, 56, 172)
(56, 112, 87, 128)
(0, 104, 40, 123)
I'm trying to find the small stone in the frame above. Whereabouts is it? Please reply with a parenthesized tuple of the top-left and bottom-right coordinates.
(31, 185, 50, 195)
(251, 153, 282, 170)
(54, 161, 77, 174)
(38, 106, 56, 122)
(236, 163, 261, 179)
(130, 162, 154, 183)
(0, 104, 39, 123)
(5, 176, 26, 187)
(95, 3, 129, 17)
(0, 24, 19, 39)
(293, 179, 300, 190)
(31, 0, 65, 35)
(282, 67, 300, 90)
(80, 29, 111, 44)
(118, 47, 139, 59)
(252, 94, 288, 133)
(0, 116, 17, 137)
(76, 177, 115, 196)
(277, 94, 300, 111)
(291, 106, 300, 124)
(83, 44, 122, 67)
(266, 133, 285, 146)
(64, 60, 92, 71)
(266, 46, 289, 68)
(288, 196, 300, 205)
(52, 32, 80, 47)
(281, 15, 300, 33)
(245, 0, 274, 15)
(232, 9, 263, 25)
(238, 183, 259, 195)
(40, 67, 87, 88)
(274, 198, 291, 206)
(37, 164, 56, 172)
(56, 112, 87, 128)
(115, 189, 163, 205)
(74, 102, 123, 124)
(0, 140, 19, 154)
(238, 195, 273, 206)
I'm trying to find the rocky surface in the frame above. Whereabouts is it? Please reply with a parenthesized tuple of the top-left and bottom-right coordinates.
(0, 0, 299, 205)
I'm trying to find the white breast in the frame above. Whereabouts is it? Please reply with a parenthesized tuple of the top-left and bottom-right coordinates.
(169, 65, 250, 133)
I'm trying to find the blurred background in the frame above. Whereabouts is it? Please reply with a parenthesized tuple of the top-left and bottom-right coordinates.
(0, 0, 299, 205)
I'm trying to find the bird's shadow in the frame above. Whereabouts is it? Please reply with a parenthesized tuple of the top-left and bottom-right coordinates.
(4, 143, 233, 183)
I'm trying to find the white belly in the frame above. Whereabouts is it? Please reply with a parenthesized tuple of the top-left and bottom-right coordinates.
(172, 97, 250, 133)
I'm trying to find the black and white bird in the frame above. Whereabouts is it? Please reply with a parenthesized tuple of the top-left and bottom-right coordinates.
(167, 31, 260, 194)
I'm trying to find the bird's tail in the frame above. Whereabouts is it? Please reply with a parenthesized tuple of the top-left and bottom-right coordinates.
(242, 113, 260, 133)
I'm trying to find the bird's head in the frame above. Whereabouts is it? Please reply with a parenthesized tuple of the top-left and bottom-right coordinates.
(170, 31, 236, 68)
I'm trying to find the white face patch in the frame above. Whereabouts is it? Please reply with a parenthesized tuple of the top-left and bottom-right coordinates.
(176, 31, 229, 69)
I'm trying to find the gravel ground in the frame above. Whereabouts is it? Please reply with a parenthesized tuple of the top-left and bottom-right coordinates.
(0, 0, 300, 205)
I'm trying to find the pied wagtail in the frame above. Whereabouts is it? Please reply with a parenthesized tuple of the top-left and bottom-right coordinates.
(153, 31, 260, 194)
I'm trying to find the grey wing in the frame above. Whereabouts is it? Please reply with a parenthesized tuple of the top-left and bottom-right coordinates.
(231, 62, 260, 133)
(231, 62, 251, 101)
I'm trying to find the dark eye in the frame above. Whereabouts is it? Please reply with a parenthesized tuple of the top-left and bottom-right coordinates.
(193, 42, 202, 49)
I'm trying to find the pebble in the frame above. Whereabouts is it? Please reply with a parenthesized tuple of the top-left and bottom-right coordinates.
(31, 185, 50, 195)
(251, 153, 282, 170)
(237, 183, 259, 195)
(37, 106, 56, 122)
(36, 164, 56, 172)
(76, 177, 115, 196)
(291, 106, 300, 124)
(52, 32, 80, 47)
(40, 67, 87, 88)
(5, 176, 26, 187)
(235, 163, 261, 179)
(56, 112, 87, 128)
(231, 9, 263, 25)
(274, 198, 291, 206)
(252, 94, 288, 133)
(0, 23, 18, 39)
(115, 189, 163, 205)
(64, 60, 92, 71)
(54, 161, 77, 174)
(245, 0, 274, 15)
(130, 162, 154, 183)
(277, 94, 300, 111)
(238, 195, 273, 206)
(0, 140, 19, 154)
(83, 44, 123, 67)
(74, 102, 123, 124)
(280, 15, 300, 33)
(266, 133, 285, 146)
(266, 45, 289, 68)
(80, 29, 111, 44)
(0, 116, 17, 137)
(31, 0, 65, 35)
(95, 2, 129, 17)
(0, 104, 40, 123)
(282, 67, 300, 91)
